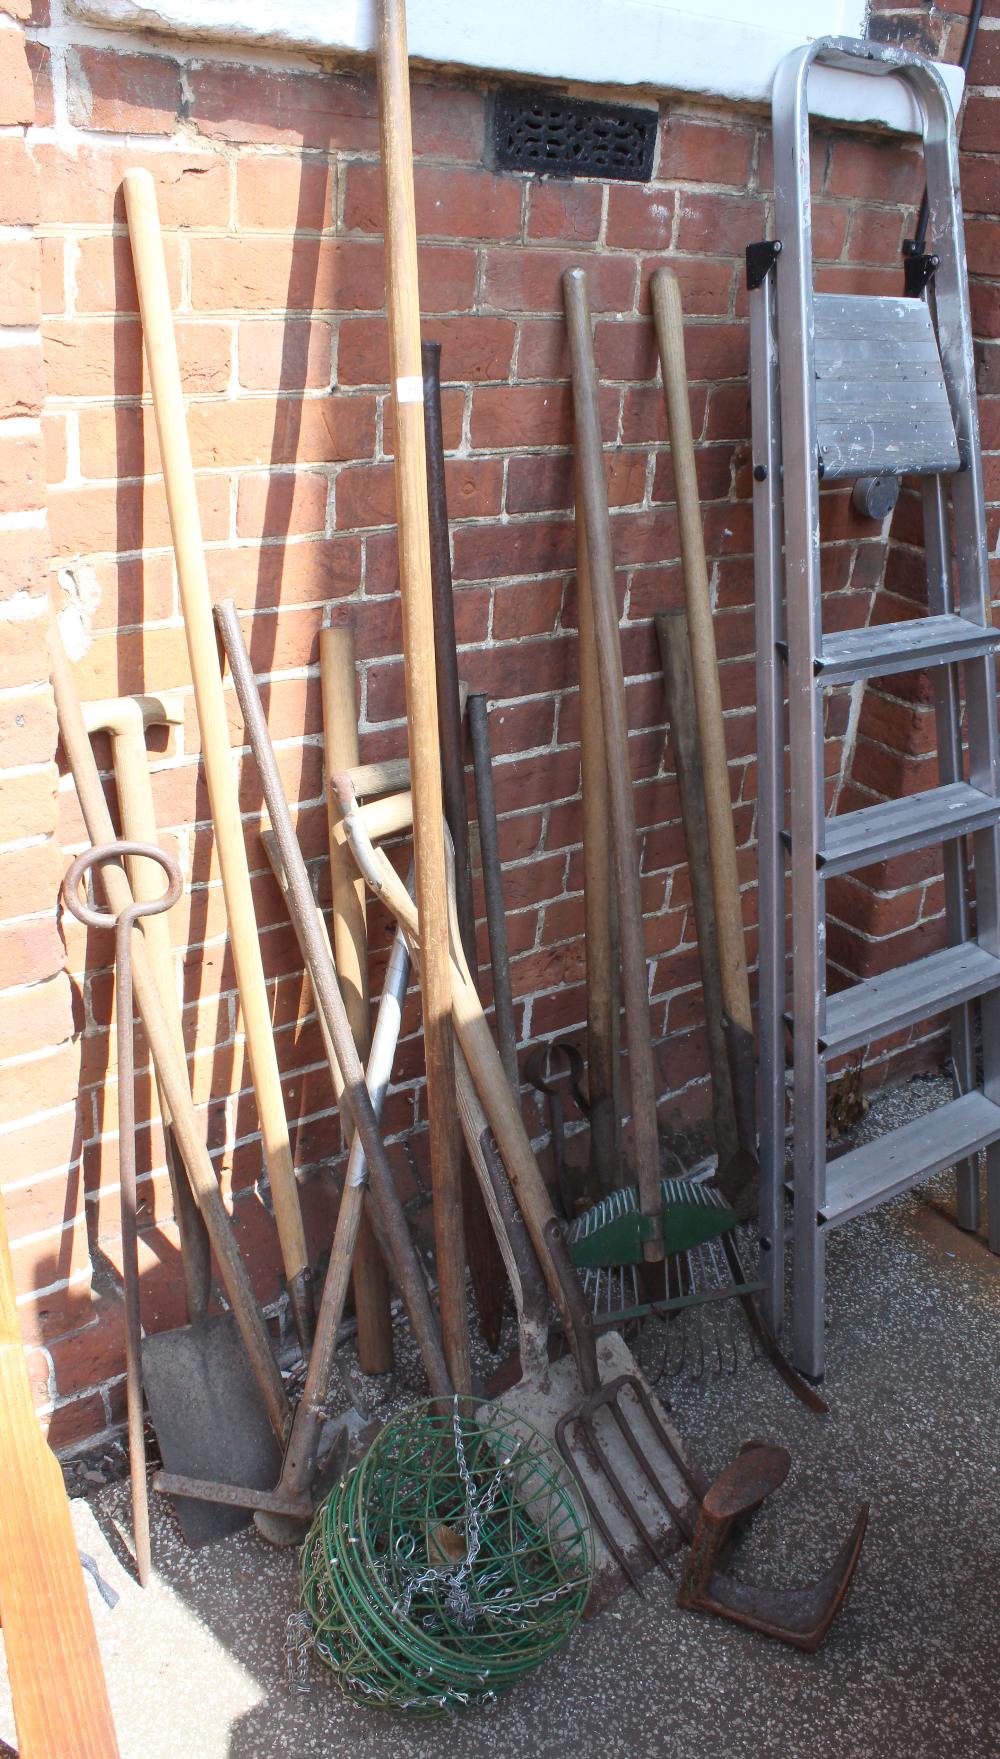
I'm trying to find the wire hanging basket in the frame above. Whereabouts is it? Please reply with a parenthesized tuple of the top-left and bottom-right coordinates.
(300, 1395, 593, 1714)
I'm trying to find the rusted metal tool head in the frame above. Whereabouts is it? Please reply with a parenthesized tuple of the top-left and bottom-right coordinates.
(555, 1366, 705, 1593)
(677, 1440, 869, 1651)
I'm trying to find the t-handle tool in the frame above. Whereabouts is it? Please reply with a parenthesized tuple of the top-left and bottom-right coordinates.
(80, 692, 212, 1323)
(63, 839, 183, 1587)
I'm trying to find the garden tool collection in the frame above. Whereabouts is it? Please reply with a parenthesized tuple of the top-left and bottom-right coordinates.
(16, 6, 898, 1718)
(334, 776, 864, 1639)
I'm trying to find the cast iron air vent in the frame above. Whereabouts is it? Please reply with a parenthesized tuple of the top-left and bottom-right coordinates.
(491, 89, 658, 182)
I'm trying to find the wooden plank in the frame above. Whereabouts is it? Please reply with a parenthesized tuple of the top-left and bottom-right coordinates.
(0, 1194, 119, 1758)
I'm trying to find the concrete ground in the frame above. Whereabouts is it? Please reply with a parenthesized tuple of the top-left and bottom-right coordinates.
(3, 1077, 998, 1758)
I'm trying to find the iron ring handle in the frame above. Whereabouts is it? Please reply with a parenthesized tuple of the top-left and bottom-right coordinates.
(62, 839, 183, 933)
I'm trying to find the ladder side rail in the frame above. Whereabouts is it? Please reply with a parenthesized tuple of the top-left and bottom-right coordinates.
(915, 36, 1000, 1246)
(772, 45, 828, 1380)
(750, 264, 787, 1333)
(922, 473, 981, 1230)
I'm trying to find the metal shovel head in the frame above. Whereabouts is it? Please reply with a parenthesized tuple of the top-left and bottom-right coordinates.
(142, 1313, 282, 1547)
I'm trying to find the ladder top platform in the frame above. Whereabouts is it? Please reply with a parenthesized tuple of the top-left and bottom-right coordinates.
(814, 294, 960, 481)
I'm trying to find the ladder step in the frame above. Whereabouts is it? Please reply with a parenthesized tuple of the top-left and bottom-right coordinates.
(815, 614, 1000, 685)
(817, 783, 1000, 877)
(820, 1090, 1000, 1227)
(821, 942, 1000, 1057)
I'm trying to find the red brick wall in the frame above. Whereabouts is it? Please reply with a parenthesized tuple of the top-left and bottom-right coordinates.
(0, 3, 993, 1449)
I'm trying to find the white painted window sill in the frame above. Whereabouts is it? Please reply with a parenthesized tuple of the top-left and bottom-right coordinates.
(69, 0, 964, 134)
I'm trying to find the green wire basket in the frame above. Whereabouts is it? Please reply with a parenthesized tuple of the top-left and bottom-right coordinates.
(300, 1396, 593, 1714)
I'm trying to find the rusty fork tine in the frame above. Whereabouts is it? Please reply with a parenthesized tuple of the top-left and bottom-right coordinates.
(617, 1375, 707, 1504)
(555, 1419, 644, 1592)
(562, 1412, 672, 1577)
(605, 1398, 692, 1540)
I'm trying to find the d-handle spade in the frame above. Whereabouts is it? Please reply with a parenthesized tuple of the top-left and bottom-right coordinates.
(63, 840, 184, 1588)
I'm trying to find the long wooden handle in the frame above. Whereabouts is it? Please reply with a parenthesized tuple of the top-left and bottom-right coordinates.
(651, 269, 752, 1038)
(320, 627, 393, 1374)
(337, 785, 596, 1374)
(563, 267, 662, 1254)
(0, 1196, 120, 1759)
(124, 168, 312, 1350)
(50, 622, 289, 1442)
(575, 477, 621, 1195)
(215, 600, 451, 1401)
(655, 611, 739, 1168)
(375, 0, 469, 1392)
(466, 693, 519, 1095)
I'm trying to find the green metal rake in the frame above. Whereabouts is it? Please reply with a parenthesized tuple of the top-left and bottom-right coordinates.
(567, 1177, 823, 1406)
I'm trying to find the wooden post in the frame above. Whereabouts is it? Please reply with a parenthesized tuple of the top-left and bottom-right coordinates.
(374, 0, 470, 1390)
(0, 1197, 120, 1757)
(320, 626, 394, 1375)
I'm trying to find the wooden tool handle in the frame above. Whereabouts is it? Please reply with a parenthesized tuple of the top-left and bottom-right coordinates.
(575, 473, 621, 1194)
(563, 267, 663, 1253)
(320, 627, 393, 1374)
(375, 0, 469, 1392)
(656, 611, 739, 1167)
(651, 268, 752, 1037)
(124, 168, 312, 1347)
(50, 622, 289, 1442)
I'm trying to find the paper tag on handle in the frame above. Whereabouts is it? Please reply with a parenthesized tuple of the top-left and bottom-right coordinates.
(395, 375, 424, 403)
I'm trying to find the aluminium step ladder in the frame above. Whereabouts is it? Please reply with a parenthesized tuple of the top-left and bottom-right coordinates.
(751, 36, 1000, 1379)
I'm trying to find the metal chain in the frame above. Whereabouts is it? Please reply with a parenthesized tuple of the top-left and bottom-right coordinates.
(386, 1400, 584, 1637)
(285, 1610, 314, 1694)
